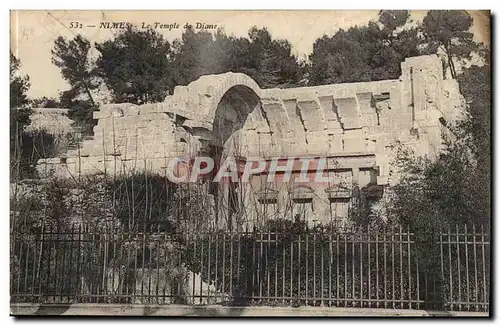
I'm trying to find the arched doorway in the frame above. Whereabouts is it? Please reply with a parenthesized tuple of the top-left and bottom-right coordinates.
(208, 85, 262, 231)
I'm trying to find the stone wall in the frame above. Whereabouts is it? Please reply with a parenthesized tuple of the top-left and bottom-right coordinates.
(37, 54, 464, 189)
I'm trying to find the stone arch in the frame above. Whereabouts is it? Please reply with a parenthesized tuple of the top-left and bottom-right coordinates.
(164, 72, 262, 129)
(163, 72, 264, 155)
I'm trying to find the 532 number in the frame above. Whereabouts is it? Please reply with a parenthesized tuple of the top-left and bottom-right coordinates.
(69, 22, 82, 29)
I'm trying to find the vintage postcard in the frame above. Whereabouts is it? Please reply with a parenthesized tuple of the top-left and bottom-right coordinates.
(9, 10, 491, 317)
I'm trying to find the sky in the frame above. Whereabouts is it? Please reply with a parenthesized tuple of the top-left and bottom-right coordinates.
(10, 10, 490, 99)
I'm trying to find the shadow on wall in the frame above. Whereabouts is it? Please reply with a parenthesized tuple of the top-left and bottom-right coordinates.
(211, 85, 261, 149)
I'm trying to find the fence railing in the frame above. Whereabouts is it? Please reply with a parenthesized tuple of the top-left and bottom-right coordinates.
(10, 223, 490, 312)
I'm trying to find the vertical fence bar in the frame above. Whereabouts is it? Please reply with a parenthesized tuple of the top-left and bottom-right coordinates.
(282, 231, 286, 305)
(448, 227, 453, 310)
(200, 233, 204, 304)
(481, 225, 487, 311)
(360, 230, 364, 308)
(207, 233, 212, 304)
(140, 231, 146, 304)
(147, 231, 153, 305)
(305, 233, 309, 306)
(54, 224, 61, 303)
(274, 231, 278, 305)
(131, 231, 137, 304)
(464, 224, 470, 310)
(336, 233, 340, 307)
(456, 225, 461, 310)
(384, 229, 387, 308)
(92, 228, 99, 303)
(57, 224, 64, 303)
(313, 233, 317, 305)
(79, 225, 85, 304)
(375, 232, 379, 308)
(35, 224, 45, 303)
(112, 225, 119, 303)
(48, 224, 54, 303)
(56, 227, 62, 303)
(344, 233, 347, 307)
(22, 232, 30, 303)
(399, 225, 403, 309)
(439, 228, 444, 310)
(298, 234, 301, 305)
(289, 235, 293, 306)
(125, 228, 132, 304)
(161, 230, 167, 304)
(416, 235, 420, 310)
(391, 228, 395, 308)
(473, 224, 478, 310)
(368, 231, 371, 308)
(104, 230, 110, 303)
(320, 232, 324, 306)
(407, 226, 412, 309)
(351, 234, 355, 307)
(222, 233, 226, 303)
(68, 224, 75, 303)
(193, 233, 198, 304)
(258, 231, 263, 304)
(251, 232, 256, 302)
(328, 233, 332, 307)
(230, 232, 234, 304)
(154, 226, 160, 304)
(237, 232, 241, 302)
(265, 229, 269, 303)
(15, 228, 23, 300)
(215, 233, 219, 303)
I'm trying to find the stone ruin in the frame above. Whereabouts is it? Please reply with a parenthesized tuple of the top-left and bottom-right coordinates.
(36, 55, 465, 227)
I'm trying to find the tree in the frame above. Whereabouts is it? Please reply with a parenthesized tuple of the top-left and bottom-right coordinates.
(456, 63, 491, 225)
(94, 26, 175, 104)
(388, 140, 486, 233)
(421, 10, 477, 79)
(51, 35, 98, 132)
(239, 27, 303, 88)
(308, 28, 373, 85)
(172, 27, 233, 86)
(52, 35, 97, 107)
(308, 11, 421, 85)
(10, 53, 33, 180)
(10, 53, 31, 110)
(172, 26, 303, 89)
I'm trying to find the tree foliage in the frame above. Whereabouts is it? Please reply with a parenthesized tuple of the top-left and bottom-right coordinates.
(242, 26, 303, 88)
(387, 139, 488, 234)
(456, 63, 491, 223)
(10, 53, 33, 180)
(94, 27, 176, 104)
(308, 11, 421, 85)
(10, 53, 31, 110)
(171, 28, 233, 85)
(421, 10, 476, 78)
(172, 26, 303, 88)
(52, 35, 98, 132)
(10, 53, 32, 135)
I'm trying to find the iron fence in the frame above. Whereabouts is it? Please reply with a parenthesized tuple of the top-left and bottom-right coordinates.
(10, 223, 490, 312)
